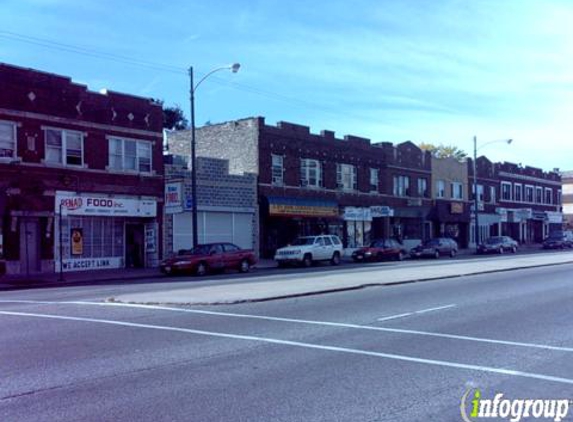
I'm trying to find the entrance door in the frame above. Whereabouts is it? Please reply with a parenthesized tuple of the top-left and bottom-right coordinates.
(125, 224, 145, 268)
(19, 219, 40, 275)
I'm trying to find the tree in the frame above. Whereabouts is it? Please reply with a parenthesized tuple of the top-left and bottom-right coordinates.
(162, 104, 189, 130)
(419, 143, 467, 161)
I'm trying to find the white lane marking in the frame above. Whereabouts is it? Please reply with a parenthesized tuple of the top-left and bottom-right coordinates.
(2, 310, 573, 386)
(1, 300, 572, 353)
(377, 304, 456, 321)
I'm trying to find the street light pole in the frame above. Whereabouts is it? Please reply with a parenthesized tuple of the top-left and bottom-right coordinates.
(188, 64, 240, 248)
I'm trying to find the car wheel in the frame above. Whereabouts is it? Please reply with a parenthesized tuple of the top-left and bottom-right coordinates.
(277, 261, 287, 268)
(196, 262, 207, 276)
(511, 246, 517, 254)
(302, 254, 313, 268)
(239, 259, 251, 273)
(330, 252, 340, 266)
(499, 247, 504, 254)
(396, 251, 404, 261)
(434, 250, 440, 259)
(450, 249, 457, 258)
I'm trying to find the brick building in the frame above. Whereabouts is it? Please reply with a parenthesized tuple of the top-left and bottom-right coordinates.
(168, 117, 433, 257)
(495, 162, 561, 243)
(562, 170, 573, 229)
(467, 156, 502, 247)
(0, 63, 164, 276)
(429, 157, 471, 247)
(162, 155, 258, 257)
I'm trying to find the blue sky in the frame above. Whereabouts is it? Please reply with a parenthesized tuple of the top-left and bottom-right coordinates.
(1, 0, 572, 171)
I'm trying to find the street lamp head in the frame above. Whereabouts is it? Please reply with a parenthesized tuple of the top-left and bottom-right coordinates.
(507, 139, 513, 145)
(230, 63, 241, 73)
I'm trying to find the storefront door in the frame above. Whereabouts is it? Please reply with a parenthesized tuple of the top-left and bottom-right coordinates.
(126, 223, 145, 268)
(19, 219, 40, 275)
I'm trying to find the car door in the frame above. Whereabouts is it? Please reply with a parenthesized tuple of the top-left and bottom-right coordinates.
(222, 243, 240, 269)
(314, 237, 327, 260)
(208, 244, 225, 270)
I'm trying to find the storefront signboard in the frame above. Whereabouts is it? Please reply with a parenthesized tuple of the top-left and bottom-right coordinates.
(268, 197, 339, 218)
(450, 202, 464, 214)
(56, 257, 123, 272)
(343, 207, 372, 221)
(546, 211, 563, 224)
(370, 206, 394, 218)
(56, 191, 157, 217)
(165, 182, 183, 214)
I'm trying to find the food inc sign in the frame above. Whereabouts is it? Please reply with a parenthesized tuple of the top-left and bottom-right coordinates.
(56, 192, 157, 217)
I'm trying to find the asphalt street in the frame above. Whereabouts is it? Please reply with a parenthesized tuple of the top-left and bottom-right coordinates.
(1, 258, 573, 421)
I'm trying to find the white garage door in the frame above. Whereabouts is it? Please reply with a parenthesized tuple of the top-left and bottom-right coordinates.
(173, 211, 253, 252)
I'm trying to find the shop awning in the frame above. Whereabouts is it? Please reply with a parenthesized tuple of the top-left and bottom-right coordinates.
(267, 196, 339, 218)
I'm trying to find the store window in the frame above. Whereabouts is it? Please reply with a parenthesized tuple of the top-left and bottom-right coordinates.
(346, 220, 371, 248)
(300, 158, 322, 188)
(108, 137, 152, 174)
(0, 120, 17, 158)
(60, 217, 124, 260)
(44, 128, 84, 166)
(336, 163, 357, 191)
(271, 154, 284, 185)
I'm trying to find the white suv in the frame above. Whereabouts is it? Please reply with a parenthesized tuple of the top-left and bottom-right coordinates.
(274, 235, 344, 267)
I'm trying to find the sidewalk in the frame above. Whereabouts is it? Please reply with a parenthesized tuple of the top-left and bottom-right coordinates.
(113, 251, 573, 305)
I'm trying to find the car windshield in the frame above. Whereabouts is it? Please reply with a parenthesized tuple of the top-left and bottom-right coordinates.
(291, 237, 316, 246)
(486, 237, 503, 244)
(423, 239, 440, 247)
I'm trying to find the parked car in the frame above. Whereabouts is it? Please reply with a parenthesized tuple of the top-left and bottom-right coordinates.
(160, 243, 257, 276)
(542, 230, 573, 250)
(410, 238, 458, 259)
(274, 235, 344, 267)
(351, 239, 407, 262)
(477, 236, 518, 254)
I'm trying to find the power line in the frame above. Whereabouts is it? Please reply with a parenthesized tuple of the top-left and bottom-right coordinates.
(0, 30, 377, 123)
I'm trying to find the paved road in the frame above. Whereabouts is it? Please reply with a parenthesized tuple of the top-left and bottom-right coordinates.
(1, 260, 573, 421)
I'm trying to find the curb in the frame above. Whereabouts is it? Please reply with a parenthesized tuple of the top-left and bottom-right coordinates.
(108, 260, 573, 306)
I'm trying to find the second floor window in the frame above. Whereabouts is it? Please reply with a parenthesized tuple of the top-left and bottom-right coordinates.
(108, 137, 152, 173)
(525, 185, 534, 203)
(300, 158, 322, 188)
(271, 154, 284, 185)
(489, 186, 496, 203)
(45, 128, 84, 166)
(545, 188, 553, 205)
(418, 178, 428, 197)
(436, 180, 445, 198)
(337, 163, 357, 190)
(536, 186, 543, 204)
(501, 182, 512, 201)
(472, 184, 484, 202)
(514, 184, 522, 202)
(370, 168, 379, 191)
(451, 182, 463, 200)
(393, 175, 410, 197)
(0, 120, 16, 158)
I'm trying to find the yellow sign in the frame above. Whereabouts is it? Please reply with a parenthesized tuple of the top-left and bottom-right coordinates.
(71, 228, 83, 256)
(450, 202, 464, 214)
(269, 204, 339, 218)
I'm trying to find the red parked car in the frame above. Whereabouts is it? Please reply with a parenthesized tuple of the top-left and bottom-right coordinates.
(160, 243, 257, 276)
(351, 239, 407, 262)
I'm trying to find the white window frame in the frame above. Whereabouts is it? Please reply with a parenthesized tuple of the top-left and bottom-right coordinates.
(472, 184, 484, 202)
(557, 189, 562, 206)
(451, 182, 463, 200)
(0, 120, 17, 160)
(393, 175, 410, 197)
(436, 180, 445, 198)
(525, 185, 534, 203)
(513, 183, 522, 203)
(418, 178, 428, 197)
(369, 168, 379, 192)
(489, 186, 496, 203)
(501, 182, 512, 201)
(300, 158, 322, 188)
(336, 163, 357, 191)
(43, 127, 85, 167)
(271, 154, 284, 186)
(535, 186, 543, 204)
(107, 137, 153, 174)
(544, 187, 553, 205)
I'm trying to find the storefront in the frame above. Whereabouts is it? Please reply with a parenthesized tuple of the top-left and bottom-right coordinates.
(342, 207, 372, 248)
(261, 196, 341, 257)
(430, 200, 470, 248)
(55, 191, 159, 272)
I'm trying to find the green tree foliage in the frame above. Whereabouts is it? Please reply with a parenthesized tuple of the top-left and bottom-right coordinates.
(162, 104, 189, 130)
(419, 143, 467, 161)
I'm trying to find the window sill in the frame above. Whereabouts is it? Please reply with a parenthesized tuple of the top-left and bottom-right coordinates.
(0, 157, 21, 164)
(105, 166, 155, 176)
(40, 160, 87, 169)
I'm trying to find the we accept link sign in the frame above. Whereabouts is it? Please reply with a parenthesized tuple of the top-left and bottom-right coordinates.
(460, 389, 571, 422)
